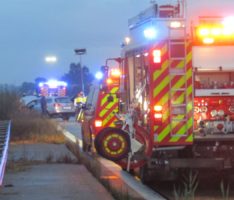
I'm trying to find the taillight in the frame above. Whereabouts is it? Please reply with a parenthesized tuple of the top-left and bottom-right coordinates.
(54, 103, 61, 108)
(154, 105, 162, 124)
(154, 113, 162, 119)
(94, 120, 102, 128)
(154, 105, 162, 112)
(149, 48, 162, 69)
(152, 49, 161, 63)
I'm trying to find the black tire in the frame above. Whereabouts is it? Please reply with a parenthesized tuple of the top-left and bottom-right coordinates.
(94, 127, 130, 161)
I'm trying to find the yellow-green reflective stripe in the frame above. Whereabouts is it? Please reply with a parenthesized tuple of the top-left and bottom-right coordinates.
(172, 75, 185, 89)
(99, 99, 118, 117)
(186, 51, 192, 64)
(153, 60, 169, 81)
(153, 76, 170, 98)
(158, 124, 170, 142)
(170, 118, 193, 142)
(187, 84, 192, 97)
(101, 87, 118, 106)
(154, 125, 159, 132)
(186, 133, 193, 142)
(176, 60, 185, 69)
(172, 92, 185, 104)
(102, 113, 115, 126)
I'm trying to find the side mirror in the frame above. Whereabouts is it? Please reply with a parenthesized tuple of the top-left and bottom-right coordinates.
(119, 102, 125, 113)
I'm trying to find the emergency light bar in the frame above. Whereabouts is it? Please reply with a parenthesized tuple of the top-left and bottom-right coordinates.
(39, 80, 67, 88)
(193, 16, 234, 45)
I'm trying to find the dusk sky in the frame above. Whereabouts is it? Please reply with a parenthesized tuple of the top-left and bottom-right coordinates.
(1, 0, 234, 85)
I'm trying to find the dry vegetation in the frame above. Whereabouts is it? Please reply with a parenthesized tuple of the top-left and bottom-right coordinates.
(0, 86, 65, 144)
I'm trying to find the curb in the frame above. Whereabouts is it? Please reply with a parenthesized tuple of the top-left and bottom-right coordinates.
(62, 127, 166, 200)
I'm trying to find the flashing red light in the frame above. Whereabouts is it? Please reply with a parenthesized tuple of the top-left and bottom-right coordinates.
(152, 49, 161, 63)
(203, 37, 214, 44)
(153, 104, 162, 124)
(154, 113, 162, 119)
(195, 22, 234, 45)
(106, 78, 113, 85)
(94, 120, 102, 128)
(154, 105, 162, 112)
(110, 69, 121, 78)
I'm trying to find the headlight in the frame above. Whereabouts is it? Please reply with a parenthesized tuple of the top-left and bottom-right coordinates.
(210, 110, 217, 117)
(218, 110, 224, 116)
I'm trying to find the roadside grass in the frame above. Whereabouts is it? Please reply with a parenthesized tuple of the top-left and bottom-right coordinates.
(11, 114, 65, 144)
(0, 87, 65, 144)
(173, 170, 199, 200)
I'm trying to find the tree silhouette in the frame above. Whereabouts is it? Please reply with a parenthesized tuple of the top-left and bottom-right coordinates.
(61, 63, 94, 97)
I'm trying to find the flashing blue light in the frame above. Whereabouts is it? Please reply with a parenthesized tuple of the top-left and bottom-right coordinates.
(47, 80, 59, 88)
(95, 72, 104, 80)
(39, 80, 67, 88)
(143, 27, 157, 39)
(38, 82, 44, 87)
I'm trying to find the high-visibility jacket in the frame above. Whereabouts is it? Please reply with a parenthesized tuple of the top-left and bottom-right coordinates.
(74, 96, 86, 106)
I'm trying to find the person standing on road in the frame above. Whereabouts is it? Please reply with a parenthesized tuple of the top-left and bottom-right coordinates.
(40, 95, 47, 116)
(74, 91, 86, 121)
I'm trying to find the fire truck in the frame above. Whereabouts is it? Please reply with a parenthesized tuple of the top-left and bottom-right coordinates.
(38, 80, 67, 97)
(82, 1, 234, 182)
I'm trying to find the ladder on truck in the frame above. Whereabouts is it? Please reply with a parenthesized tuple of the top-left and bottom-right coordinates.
(168, 18, 189, 137)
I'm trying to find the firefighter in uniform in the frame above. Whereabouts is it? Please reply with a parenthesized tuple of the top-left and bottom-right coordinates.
(74, 91, 87, 121)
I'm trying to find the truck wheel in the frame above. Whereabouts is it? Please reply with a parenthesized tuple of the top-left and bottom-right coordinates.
(94, 127, 130, 161)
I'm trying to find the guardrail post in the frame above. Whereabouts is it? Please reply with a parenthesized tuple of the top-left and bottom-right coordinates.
(0, 120, 11, 186)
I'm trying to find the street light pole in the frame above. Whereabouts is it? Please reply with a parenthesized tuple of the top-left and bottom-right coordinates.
(74, 48, 87, 93)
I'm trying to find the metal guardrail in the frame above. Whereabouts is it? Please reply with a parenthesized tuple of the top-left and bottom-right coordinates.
(0, 120, 11, 186)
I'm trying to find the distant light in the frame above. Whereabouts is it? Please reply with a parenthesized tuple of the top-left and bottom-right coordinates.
(95, 72, 104, 80)
(143, 27, 157, 39)
(42, 80, 67, 88)
(124, 37, 131, 45)
(135, 54, 141, 58)
(47, 80, 59, 88)
(45, 56, 57, 63)
(144, 52, 149, 57)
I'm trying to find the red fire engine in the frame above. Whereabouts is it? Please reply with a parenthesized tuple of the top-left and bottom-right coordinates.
(82, 2, 234, 182)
